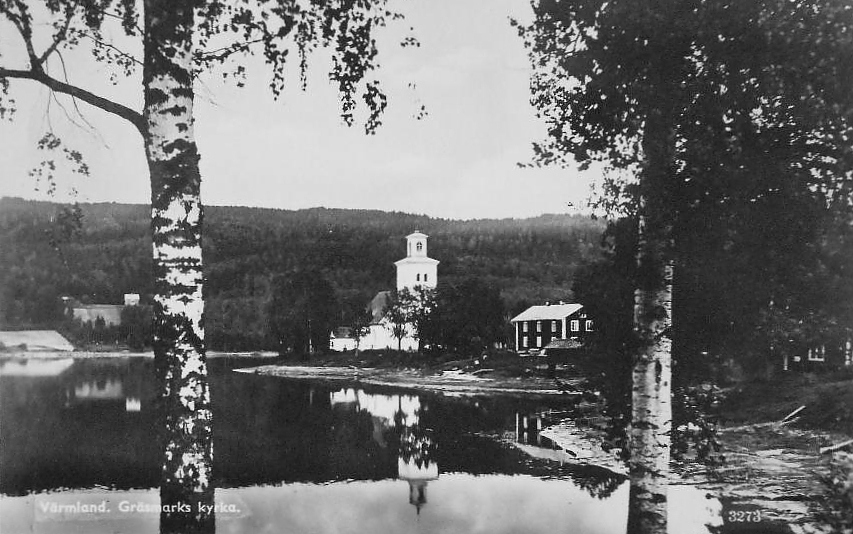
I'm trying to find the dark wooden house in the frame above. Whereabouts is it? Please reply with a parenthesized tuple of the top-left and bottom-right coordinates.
(510, 302, 593, 354)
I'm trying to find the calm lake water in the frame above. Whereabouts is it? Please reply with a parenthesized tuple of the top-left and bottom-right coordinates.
(0, 356, 721, 534)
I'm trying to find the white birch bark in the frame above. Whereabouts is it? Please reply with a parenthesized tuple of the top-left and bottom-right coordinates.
(627, 108, 675, 534)
(627, 216, 673, 534)
(143, 2, 213, 532)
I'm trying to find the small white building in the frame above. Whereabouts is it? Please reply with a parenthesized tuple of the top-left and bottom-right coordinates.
(329, 327, 357, 352)
(66, 293, 141, 327)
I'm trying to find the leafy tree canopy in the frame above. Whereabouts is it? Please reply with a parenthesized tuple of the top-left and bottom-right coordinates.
(0, 0, 413, 136)
(516, 0, 853, 215)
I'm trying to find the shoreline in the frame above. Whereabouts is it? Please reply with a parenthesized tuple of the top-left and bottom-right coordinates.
(0, 350, 280, 359)
(240, 364, 568, 396)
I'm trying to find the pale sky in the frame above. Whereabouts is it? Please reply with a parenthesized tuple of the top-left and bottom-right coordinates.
(0, 0, 599, 220)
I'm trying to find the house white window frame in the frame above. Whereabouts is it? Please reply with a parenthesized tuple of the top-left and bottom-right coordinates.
(808, 345, 826, 362)
(585, 320, 594, 332)
(551, 320, 558, 332)
(522, 337, 528, 348)
(571, 320, 580, 332)
(536, 336, 542, 348)
(522, 322, 528, 333)
(536, 321, 542, 332)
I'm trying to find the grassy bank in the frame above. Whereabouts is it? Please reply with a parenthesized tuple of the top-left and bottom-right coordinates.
(718, 371, 853, 435)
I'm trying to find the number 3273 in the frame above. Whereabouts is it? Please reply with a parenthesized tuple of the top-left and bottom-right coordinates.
(726, 510, 762, 523)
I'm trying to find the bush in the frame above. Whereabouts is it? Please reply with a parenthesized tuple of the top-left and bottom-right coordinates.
(818, 452, 853, 534)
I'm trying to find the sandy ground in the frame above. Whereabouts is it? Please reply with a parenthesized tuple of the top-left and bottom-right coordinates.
(242, 364, 568, 396)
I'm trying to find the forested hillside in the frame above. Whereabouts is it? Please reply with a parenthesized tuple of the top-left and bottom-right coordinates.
(0, 197, 604, 349)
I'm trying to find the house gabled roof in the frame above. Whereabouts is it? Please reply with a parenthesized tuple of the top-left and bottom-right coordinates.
(510, 303, 583, 323)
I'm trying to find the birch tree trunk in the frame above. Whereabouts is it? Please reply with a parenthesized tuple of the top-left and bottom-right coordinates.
(627, 109, 675, 534)
(143, 2, 214, 532)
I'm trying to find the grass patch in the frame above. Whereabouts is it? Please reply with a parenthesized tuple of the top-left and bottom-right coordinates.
(719, 371, 853, 435)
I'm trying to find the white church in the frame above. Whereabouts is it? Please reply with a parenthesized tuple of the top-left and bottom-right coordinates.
(330, 231, 439, 352)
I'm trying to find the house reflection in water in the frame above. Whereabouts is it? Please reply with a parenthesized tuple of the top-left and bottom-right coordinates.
(330, 388, 438, 513)
(69, 366, 145, 413)
(74, 378, 122, 399)
(515, 411, 545, 445)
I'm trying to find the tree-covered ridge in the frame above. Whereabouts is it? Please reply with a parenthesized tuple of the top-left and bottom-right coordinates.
(0, 197, 604, 348)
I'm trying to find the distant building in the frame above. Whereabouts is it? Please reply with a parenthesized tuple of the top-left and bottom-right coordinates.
(783, 339, 853, 371)
(331, 233, 437, 352)
(510, 302, 593, 354)
(71, 304, 124, 326)
(329, 327, 356, 352)
(66, 293, 140, 327)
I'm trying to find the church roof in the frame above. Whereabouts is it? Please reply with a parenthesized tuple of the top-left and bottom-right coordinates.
(368, 291, 393, 323)
(394, 257, 439, 266)
(331, 327, 353, 339)
(510, 303, 584, 323)
(406, 231, 428, 239)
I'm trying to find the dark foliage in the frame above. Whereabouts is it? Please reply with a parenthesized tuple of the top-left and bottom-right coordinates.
(425, 278, 507, 354)
(267, 270, 338, 357)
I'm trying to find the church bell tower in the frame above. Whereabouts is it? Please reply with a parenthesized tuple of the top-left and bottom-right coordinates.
(395, 231, 439, 292)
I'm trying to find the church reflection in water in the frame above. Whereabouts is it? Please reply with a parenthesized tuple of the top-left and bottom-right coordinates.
(330, 388, 438, 513)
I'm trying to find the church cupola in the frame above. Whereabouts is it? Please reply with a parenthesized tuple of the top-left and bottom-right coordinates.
(406, 231, 429, 258)
(395, 232, 439, 292)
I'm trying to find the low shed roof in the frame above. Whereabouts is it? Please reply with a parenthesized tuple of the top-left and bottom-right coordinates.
(0, 330, 74, 351)
(510, 303, 583, 323)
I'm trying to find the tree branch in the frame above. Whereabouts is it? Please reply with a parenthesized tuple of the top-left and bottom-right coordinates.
(194, 38, 266, 63)
(1, 2, 38, 63)
(38, 3, 78, 65)
(0, 67, 145, 135)
(74, 29, 143, 67)
(103, 10, 143, 36)
(56, 49, 104, 139)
